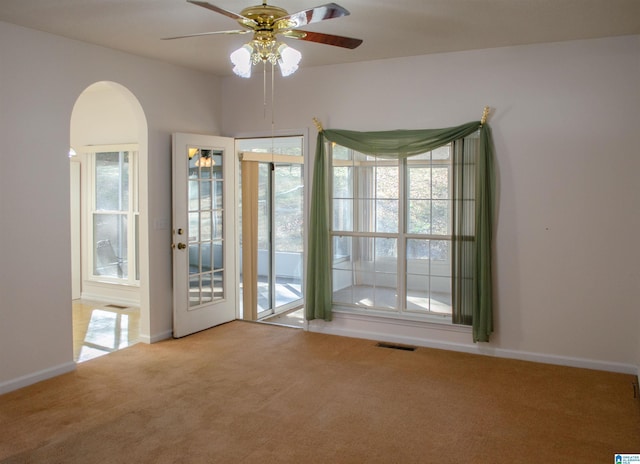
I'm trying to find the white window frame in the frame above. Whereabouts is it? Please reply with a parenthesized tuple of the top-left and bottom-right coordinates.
(330, 144, 453, 321)
(83, 143, 140, 287)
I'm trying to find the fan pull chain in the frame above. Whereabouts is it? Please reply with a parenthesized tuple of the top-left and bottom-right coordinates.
(261, 60, 277, 156)
(263, 60, 267, 120)
(271, 60, 276, 155)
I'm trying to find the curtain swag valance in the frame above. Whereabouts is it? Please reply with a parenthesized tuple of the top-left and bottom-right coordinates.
(305, 119, 496, 343)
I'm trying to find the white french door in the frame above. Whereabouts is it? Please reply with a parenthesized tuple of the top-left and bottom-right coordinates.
(172, 133, 237, 338)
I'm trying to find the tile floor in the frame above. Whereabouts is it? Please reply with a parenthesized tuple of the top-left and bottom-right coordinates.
(72, 300, 140, 363)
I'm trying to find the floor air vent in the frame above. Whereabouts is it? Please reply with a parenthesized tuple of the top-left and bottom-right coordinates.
(376, 342, 416, 352)
(104, 304, 129, 310)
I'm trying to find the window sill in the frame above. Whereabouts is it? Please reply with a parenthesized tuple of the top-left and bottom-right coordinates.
(331, 306, 471, 334)
(87, 278, 140, 288)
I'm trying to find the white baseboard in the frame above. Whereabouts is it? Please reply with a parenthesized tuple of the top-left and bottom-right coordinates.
(307, 317, 636, 375)
(477, 346, 636, 375)
(138, 329, 172, 344)
(0, 362, 76, 396)
(1, 329, 172, 395)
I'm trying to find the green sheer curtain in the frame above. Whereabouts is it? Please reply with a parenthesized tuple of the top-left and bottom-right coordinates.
(305, 121, 495, 342)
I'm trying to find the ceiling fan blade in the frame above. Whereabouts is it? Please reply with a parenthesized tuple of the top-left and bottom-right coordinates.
(277, 3, 350, 29)
(283, 30, 362, 49)
(162, 30, 252, 40)
(187, 0, 258, 29)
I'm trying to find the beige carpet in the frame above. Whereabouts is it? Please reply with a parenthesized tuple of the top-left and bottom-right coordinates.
(1, 321, 638, 463)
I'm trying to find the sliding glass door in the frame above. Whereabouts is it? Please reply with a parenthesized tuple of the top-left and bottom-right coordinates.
(257, 162, 303, 317)
(238, 136, 304, 320)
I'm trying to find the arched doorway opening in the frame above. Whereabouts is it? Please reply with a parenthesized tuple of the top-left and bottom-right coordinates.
(69, 81, 149, 362)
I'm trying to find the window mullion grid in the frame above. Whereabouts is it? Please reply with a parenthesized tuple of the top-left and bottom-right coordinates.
(351, 149, 359, 295)
(397, 157, 407, 315)
(269, 163, 276, 311)
(126, 151, 136, 285)
(197, 168, 203, 306)
(371, 157, 377, 307)
(87, 153, 96, 280)
(130, 151, 139, 284)
(116, 152, 125, 275)
(428, 150, 433, 310)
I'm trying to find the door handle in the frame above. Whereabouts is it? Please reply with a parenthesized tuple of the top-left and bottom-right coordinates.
(172, 242, 187, 250)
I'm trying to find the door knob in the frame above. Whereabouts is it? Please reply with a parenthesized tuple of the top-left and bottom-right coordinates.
(177, 242, 186, 250)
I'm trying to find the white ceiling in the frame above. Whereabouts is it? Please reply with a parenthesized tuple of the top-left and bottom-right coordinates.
(1, 0, 639, 77)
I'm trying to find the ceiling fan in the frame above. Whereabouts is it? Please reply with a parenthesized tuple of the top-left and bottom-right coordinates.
(164, 0, 363, 77)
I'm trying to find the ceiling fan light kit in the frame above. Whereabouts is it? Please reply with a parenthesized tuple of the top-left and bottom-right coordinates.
(230, 39, 301, 78)
(165, 0, 362, 78)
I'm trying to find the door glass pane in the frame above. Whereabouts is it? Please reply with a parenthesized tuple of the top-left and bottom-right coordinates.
(273, 164, 303, 308)
(201, 243, 212, 272)
(213, 271, 224, 299)
(201, 272, 213, 304)
(212, 155, 223, 179)
(189, 212, 200, 242)
(213, 211, 223, 240)
(201, 211, 212, 242)
(212, 240, 223, 270)
(187, 147, 224, 309)
(198, 149, 213, 179)
(257, 163, 271, 314)
(213, 180, 223, 209)
(188, 181, 199, 211)
(237, 137, 303, 156)
(189, 244, 199, 275)
(200, 180, 212, 210)
(189, 275, 200, 307)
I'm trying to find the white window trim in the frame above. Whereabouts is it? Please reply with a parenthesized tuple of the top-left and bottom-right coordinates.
(83, 143, 140, 287)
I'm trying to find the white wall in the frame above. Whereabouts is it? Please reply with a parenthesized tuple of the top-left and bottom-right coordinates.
(0, 21, 222, 392)
(222, 35, 640, 372)
(0, 19, 637, 393)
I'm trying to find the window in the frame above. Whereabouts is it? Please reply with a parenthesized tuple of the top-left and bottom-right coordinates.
(88, 145, 139, 285)
(331, 143, 453, 318)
